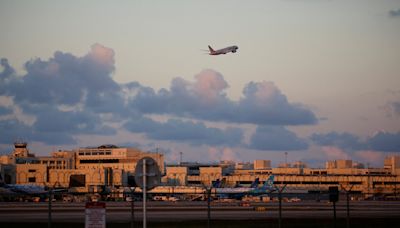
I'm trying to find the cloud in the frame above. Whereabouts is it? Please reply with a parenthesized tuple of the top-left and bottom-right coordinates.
(33, 107, 115, 135)
(0, 58, 15, 82)
(4, 44, 122, 110)
(248, 126, 308, 151)
(0, 106, 12, 115)
(354, 150, 384, 167)
(0, 119, 33, 144)
(221, 148, 239, 161)
(0, 44, 317, 149)
(0, 44, 125, 145)
(311, 131, 400, 152)
(389, 9, 400, 17)
(124, 118, 244, 146)
(310, 132, 365, 151)
(321, 146, 350, 160)
(368, 131, 400, 152)
(238, 81, 317, 125)
(387, 102, 400, 117)
(129, 71, 317, 126)
(207, 147, 239, 162)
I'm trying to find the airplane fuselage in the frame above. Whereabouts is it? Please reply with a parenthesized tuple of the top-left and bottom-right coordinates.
(208, 45, 238, 55)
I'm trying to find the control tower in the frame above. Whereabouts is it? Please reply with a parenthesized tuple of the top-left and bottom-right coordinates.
(12, 140, 30, 157)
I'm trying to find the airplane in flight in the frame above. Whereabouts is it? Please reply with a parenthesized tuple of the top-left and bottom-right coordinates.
(208, 45, 238, 55)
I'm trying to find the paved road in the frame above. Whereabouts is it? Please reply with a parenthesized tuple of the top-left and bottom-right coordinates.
(1, 200, 400, 223)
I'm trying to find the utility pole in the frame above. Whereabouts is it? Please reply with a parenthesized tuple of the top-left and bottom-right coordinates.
(179, 152, 183, 166)
(207, 187, 211, 228)
(284, 152, 288, 165)
(341, 184, 354, 228)
(277, 184, 287, 228)
(130, 187, 136, 228)
(48, 188, 52, 228)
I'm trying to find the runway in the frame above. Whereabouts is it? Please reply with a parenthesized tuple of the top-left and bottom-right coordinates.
(1, 200, 400, 223)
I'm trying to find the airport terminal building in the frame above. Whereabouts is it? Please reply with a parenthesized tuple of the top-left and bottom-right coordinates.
(0, 142, 164, 193)
(1, 142, 400, 197)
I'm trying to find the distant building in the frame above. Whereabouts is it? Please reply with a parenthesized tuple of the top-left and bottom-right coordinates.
(384, 155, 400, 174)
(236, 162, 253, 170)
(0, 142, 164, 192)
(326, 160, 353, 169)
(2, 142, 400, 196)
(254, 160, 271, 170)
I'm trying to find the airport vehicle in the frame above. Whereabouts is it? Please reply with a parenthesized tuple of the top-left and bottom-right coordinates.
(153, 195, 180, 202)
(208, 45, 238, 55)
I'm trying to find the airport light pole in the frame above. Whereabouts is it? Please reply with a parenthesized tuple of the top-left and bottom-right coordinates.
(341, 184, 354, 228)
(202, 174, 212, 228)
(48, 187, 52, 228)
(207, 187, 211, 228)
(130, 187, 136, 228)
(277, 184, 287, 228)
(329, 186, 339, 228)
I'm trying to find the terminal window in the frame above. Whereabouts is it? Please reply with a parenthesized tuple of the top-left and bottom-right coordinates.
(28, 177, 36, 183)
(69, 174, 86, 187)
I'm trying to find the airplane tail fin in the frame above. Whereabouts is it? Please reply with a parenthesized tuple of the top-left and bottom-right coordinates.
(212, 179, 221, 188)
(250, 177, 260, 188)
(208, 45, 215, 53)
(260, 175, 275, 190)
(221, 178, 226, 188)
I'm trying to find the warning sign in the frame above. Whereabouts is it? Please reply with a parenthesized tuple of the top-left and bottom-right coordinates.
(85, 202, 106, 228)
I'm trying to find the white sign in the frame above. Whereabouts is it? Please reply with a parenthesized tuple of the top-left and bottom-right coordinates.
(85, 202, 106, 228)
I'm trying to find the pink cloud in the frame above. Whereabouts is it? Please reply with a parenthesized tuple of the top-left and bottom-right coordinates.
(221, 147, 239, 162)
(354, 150, 384, 167)
(322, 146, 350, 160)
(194, 69, 228, 105)
(87, 43, 115, 71)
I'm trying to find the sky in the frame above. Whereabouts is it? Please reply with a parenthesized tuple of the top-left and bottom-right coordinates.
(1, 0, 400, 167)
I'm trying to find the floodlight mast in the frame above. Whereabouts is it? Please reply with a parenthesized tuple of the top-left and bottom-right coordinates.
(143, 158, 147, 228)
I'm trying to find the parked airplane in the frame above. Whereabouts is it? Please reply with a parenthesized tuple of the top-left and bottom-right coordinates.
(0, 175, 65, 195)
(214, 175, 276, 199)
(208, 45, 238, 55)
(212, 178, 227, 188)
(215, 175, 275, 193)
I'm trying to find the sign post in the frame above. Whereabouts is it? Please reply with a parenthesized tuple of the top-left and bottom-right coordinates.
(329, 186, 339, 228)
(85, 202, 106, 228)
(135, 157, 161, 228)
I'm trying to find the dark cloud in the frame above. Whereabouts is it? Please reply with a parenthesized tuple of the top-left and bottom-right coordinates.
(0, 58, 15, 81)
(310, 132, 365, 151)
(0, 119, 33, 144)
(0, 58, 15, 95)
(311, 131, 400, 152)
(0, 106, 12, 115)
(129, 70, 317, 126)
(390, 102, 400, 116)
(0, 44, 124, 145)
(4, 44, 123, 111)
(125, 118, 243, 146)
(389, 9, 400, 17)
(368, 131, 400, 152)
(248, 126, 308, 151)
(237, 81, 317, 125)
(31, 131, 77, 145)
(33, 107, 115, 135)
